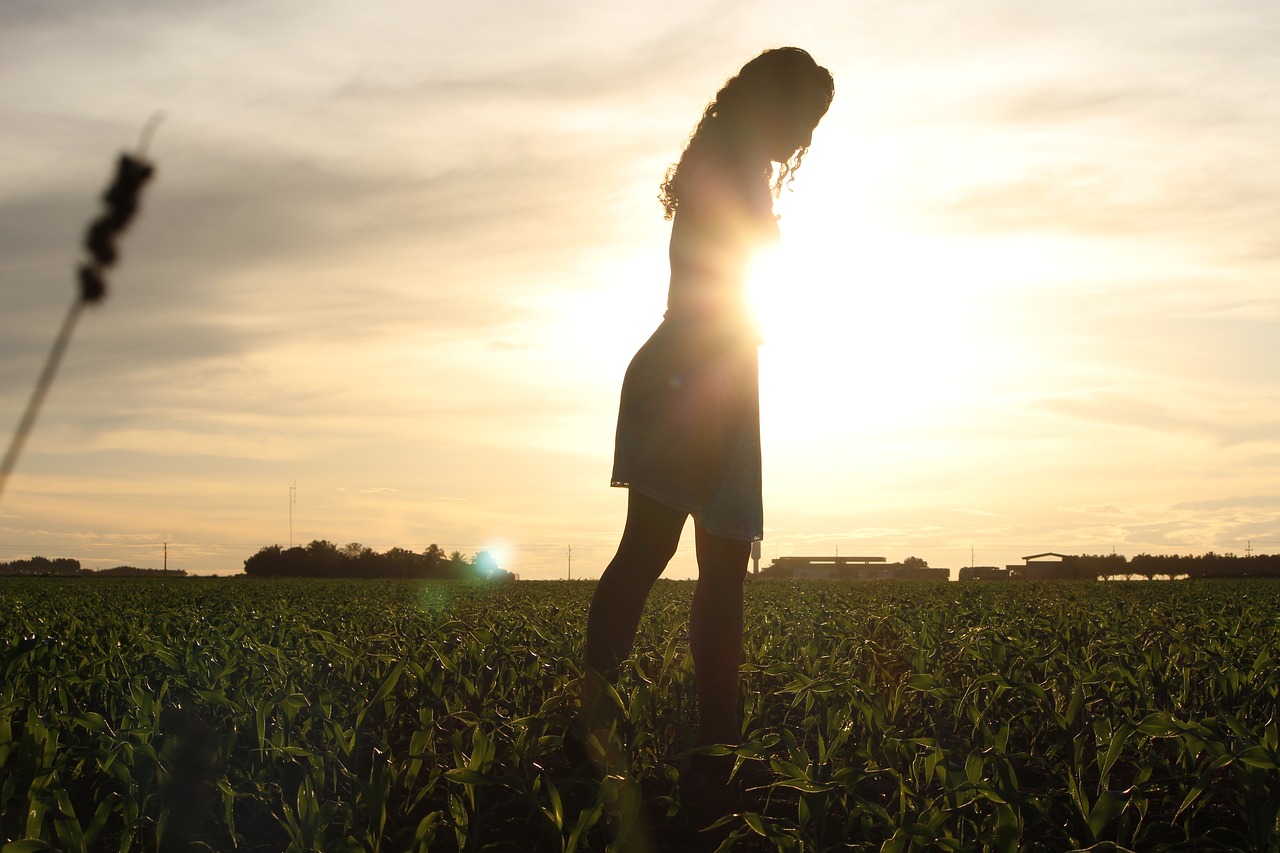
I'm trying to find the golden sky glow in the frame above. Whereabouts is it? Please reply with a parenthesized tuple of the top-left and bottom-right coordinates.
(2, 1, 1279, 578)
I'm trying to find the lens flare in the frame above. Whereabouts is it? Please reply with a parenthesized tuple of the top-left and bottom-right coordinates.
(478, 544, 510, 576)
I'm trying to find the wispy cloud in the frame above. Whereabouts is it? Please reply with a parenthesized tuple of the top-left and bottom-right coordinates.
(1035, 392, 1280, 446)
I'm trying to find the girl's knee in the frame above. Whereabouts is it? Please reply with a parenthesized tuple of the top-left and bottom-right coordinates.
(617, 492, 687, 566)
(694, 527, 751, 572)
(614, 532, 679, 574)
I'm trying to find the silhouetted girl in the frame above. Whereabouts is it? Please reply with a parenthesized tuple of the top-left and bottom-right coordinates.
(577, 48, 833, 774)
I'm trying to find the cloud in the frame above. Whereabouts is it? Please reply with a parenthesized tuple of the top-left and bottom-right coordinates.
(1063, 503, 1146, 518)
(1173, 494, 1280, 512)
(1035, 392, 1280, 447)
(866, 5, 1280, 264)
(932, 157, 1280, 252)
(1045, 495, 1280, 556)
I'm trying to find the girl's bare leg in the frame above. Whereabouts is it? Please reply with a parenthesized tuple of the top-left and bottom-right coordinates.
(572, 491, 685, 773)
(584, 490, 687, 680)
(689, 524, 751, 748)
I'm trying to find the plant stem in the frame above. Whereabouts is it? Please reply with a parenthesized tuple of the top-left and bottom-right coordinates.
(0, 297, 86, 502)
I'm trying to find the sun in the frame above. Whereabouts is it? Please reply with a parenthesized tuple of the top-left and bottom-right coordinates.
(746, 214, 990, 446)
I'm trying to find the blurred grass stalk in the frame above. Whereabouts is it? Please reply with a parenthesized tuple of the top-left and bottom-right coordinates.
(0, 147, 155, 504)
(0, 298, 90, 501)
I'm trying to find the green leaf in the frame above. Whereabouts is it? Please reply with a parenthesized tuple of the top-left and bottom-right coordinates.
(193, 687, 228, 706)
(444, 768, 495, 786)
(565, 800, 604, 853)
(370, 660, 406, 705)
(1087, 789, 1127, 839)
(1098, 723, 1134, 785)
(296, 774, 321, 848)
(69, 713, 109, 735)
(880, 828, 909, 853)
(1136, 712, 1178, 737)
(82, 795, 116, 846)
(2, 842, 56, 853)
(994, 803, 1020, 853)
(150, 646, 180, 669)
(414, 811, 441, 846)
(773, 778, 830, 793)
(1236, 745, 1277, 770)
(906, 673, 940, 690)
(1065, 681, 1085, 728)
(254, 698, 269, 751)
(966, 752, 985, 786)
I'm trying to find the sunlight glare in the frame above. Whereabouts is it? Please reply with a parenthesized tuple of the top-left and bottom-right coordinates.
(479, 543, 510, 576)
(748, 222, 998, 445)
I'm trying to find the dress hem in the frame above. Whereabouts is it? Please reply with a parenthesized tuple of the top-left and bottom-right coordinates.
(610, 480, 762, 543)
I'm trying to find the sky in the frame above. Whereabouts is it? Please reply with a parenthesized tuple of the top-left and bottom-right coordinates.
(2, 0, 1278, 579)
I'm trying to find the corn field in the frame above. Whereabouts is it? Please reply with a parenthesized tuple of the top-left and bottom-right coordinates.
(2, 578, 1278, 851)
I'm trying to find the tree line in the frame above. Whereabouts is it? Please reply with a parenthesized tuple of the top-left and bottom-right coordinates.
(241, 540, 512, 580)
(1074, 551, 1280, 579)
(0, 557, 186, 577)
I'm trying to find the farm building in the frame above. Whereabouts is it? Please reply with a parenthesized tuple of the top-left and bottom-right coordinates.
(1007, 552, 1088, 580)
(760, 556, 948, 581)
(958, 565, 1010, 581)
(957, 553, 1094, 581)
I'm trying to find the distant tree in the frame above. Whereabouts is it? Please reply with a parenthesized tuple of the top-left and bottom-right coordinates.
(279, 546, 309, 577)
(303, 540, 341, 577)
(0, 556, 83, 576)
(447, 550, 471, 580)
(382, 547, 419, 579)
(340, 542, 372, 561)
(97, 566, 187, 577)
(1076, 553, 1127, 579)
(350, 545, 380, 577)
(244, 545, 282, 576)
(902, 556, 929, 570)
(422, 544, 446, 575)
(1130, 553, 1177, 580)
(240, 541, 511, 580)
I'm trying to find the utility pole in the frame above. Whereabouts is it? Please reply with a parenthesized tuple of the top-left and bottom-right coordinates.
(289, 480, 296, 548)
(567, 545, 572, 580)
(163, 542, 167, 572)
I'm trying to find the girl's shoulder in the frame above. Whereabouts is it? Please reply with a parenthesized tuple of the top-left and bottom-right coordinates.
(679, 157, 774, 225)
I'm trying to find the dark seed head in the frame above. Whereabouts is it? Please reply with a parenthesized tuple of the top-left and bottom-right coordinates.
(78, 265, 107, 302)
(85, 220, 119, 267)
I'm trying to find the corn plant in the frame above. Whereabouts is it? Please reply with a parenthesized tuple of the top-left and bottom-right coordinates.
(3, 577, 1280, 850)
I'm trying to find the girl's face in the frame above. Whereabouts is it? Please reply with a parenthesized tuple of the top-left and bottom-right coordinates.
(763, 86, 830, 162)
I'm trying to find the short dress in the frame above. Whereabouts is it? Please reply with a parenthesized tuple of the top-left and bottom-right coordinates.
(610, 161, 778, 542)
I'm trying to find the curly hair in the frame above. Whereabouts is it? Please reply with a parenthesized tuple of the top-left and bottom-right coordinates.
(659, 47, 834, 220)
